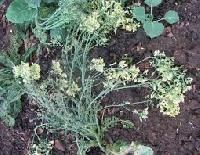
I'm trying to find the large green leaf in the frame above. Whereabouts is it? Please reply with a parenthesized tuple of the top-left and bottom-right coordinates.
(0, 0, 4, 5)
(145, 0, 162, 7)
(164, 10, 179, 24)
(143, 21, 164, 38)
(6, 0, 37, 24)
(25, 0, 41, 8)
(43, 0, 57, 3)
(132, 6, 146, 23)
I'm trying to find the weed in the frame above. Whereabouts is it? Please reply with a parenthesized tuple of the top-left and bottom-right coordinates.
(0, 32, 21, 126)
(0, 30, 38, 126)
(13, 62, 40, 84)
(24, 25, 192, 154)
(6, 0, 139, 45)
(3, 1, 191, 155)
(79, 0, 139, 44)
(149, 50, 192, 116)
(30, 138, 53, 155)
(26, 31, 144, 154)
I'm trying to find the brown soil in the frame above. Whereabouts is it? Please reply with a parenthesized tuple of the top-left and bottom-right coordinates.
(0, 0, 11, 51)
(0, 0, 200, 155)
(0, 122, 30, 155)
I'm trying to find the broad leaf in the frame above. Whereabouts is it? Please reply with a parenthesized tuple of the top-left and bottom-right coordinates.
(25, 0, 41, 8)
(134, 144, 154, 155)
(0, 0, 4, 5)
(164, 10, 179, 24)
(6, 0, 37, 24)
(132, 6, 146, 23)
(143, 21, 164, 38)
(50, 28, 65, 43)
(145, 0, 162, 7)
(43, 0, 57, 3)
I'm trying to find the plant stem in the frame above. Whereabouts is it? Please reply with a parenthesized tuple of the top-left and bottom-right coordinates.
(104, 100, 151, 109)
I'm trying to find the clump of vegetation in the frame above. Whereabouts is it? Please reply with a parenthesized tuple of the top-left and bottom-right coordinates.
(30, 139, 53, 155)
(0, 53, 23, 126)
(80, 0, 139, 44)
(149, 50, 192, 117)
(0, 26, 41, 126)
(24, 32, 191, 154)
(132, 0, 179, 38)
(91, 50, 192, 117)
(0, 30, 190, 153)
(1, 0, 192, 155)
(6, 0, 139, 45)
(25, 33, 137, 154)
(13, 62, 40, 84)
(0, 53, 39, 126)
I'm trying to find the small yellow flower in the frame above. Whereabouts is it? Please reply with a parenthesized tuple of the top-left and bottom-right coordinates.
(52, 60, 63, 75)
(80, 11, 100, 33)
(118, 60, 128, 68)
(66, 81, 80, 97)
(90, 58, 105, 73)
(30, 64, 41, 80)
(13, 62, 40, 84)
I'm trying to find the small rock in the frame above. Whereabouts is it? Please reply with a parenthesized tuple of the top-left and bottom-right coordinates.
(54, 140, 65, 152)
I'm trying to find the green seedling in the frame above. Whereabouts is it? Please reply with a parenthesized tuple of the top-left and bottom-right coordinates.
(132, 0, 179, 38)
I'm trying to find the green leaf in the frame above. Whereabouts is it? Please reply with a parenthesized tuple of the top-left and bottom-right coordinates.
(145, 0, 162, 7)
(6, 0, 37, 24)
(134, 144, 154, 155)
(50, 28, 64, 43)
(0, 0, 4, 5)
(0, 53, 15, 68)
(143, 21, 164, 38)
(132, 6, 146, 23)
(25, 0, 41, 8)
(43, 0, 57, 3)
(164, 10, 179, 24)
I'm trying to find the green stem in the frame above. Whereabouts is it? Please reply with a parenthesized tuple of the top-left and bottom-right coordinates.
(104, 100, 151, 109)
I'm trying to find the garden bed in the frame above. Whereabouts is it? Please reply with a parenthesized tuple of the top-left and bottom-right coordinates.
(0, 0, 200, 155)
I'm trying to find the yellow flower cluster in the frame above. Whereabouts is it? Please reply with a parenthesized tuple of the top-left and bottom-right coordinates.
(104, 61, 140, 82)
(80, 0, 139, 33)
(90, 58, 140, 87)
(151, 50, 193, 117)
(52, 60, 63, 75)
(157, 83, 192, 117)
(80, 11, 100, 33)
(13, 62, 40, 84)
(90, 58, 105, 73)
(51, 60, 80, 97)
(102, 1, 139, 32)
(158, 87, 184, 117)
